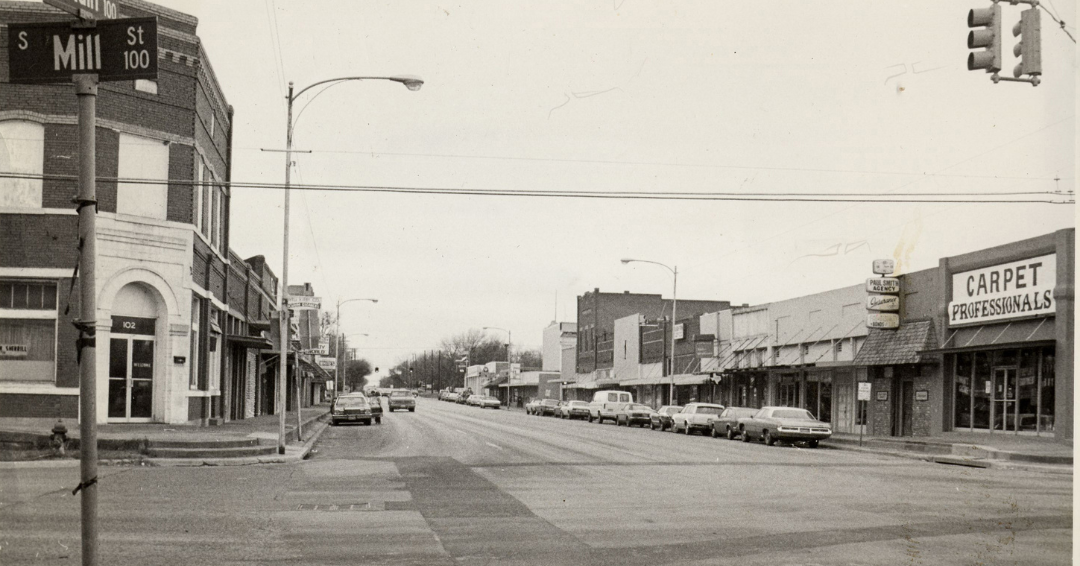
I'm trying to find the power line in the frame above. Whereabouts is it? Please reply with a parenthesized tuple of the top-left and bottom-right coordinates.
(0, 172, 1070, 204)
(0, 172, 1067, 203)
(232, 146, 1066, 183)
(1039, 4, 1077, 42)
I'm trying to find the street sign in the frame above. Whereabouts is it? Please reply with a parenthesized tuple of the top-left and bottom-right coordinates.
(44, 0, 119, 21)
(288, 295, 321, 310)
(866, 313, 900, 329)
(857, 382, 872, 401)
(8, 18, 157, 84)
(872, 259, 896, 275)
(867, 295, 900, 311)
(866, 277, 901, 294)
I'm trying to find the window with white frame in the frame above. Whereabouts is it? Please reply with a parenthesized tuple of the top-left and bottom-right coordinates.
(117, 133, 169, 219)
(0, 281, 58, 382)
(190, 297, 201, 389)
(0, 121, 45, 208)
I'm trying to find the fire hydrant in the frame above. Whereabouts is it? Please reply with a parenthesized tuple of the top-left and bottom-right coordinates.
(50, 420, 68, 456)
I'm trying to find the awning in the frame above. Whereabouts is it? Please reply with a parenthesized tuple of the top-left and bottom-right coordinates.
(923, 317, 1055, 354)
(672, 374, 709, 386)
(852, 321, 937, 366)
(298, 356, 334, 383)
(226, 333, 273, 350)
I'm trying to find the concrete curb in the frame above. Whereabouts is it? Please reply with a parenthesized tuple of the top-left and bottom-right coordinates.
(0, 413, 332, 469)
(823, 441, 1073, 475)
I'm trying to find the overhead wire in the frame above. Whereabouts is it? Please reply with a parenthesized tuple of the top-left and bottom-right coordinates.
(0, 172, 1070, 204)
(1038, 4, 1077, 42)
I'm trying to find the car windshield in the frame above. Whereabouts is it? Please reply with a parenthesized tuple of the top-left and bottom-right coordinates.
(390, 391, 411, 397)
(661, 406, 683, 415)
(724, 408, 757, 418)
(626, 404, 651, 411)
(772, 409, 815, 420)
(541, 399, 559, 406)
(696, 406, 723, 415)
(569, 401, 588, 407)
(337, 397, 367, 408)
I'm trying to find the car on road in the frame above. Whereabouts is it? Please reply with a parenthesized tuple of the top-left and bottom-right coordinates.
(388, 389, 417, 412)
(589, 390, 633, 423)
(739, 406, 832, 447)
(538, 398, 561, 416)
(649, 405, 683, 431)
(557, 400, 591, 420)
(445, 391, 460, 402)
(330, 394, 380, 426)
(525, 399, 541, 415)
(468, 395, 502, 409)
(709, 407, 758, 439)
(455, 392, 471, 404)
(614, 403, 656, 427)
(670, 403, 725, 435)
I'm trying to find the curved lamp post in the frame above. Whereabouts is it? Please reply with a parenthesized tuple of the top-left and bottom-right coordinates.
(277, 76, 421, 454)
(621, 258, 678, 405)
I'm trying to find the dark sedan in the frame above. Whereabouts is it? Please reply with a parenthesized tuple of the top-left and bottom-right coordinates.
(537, 399, 561, 416)
(331, 395, 380, 426)
(649, 405, 683, 431)
(615, 403, 657, 427)
(739, 406, 832, 447)
(710, 406, 757, 439)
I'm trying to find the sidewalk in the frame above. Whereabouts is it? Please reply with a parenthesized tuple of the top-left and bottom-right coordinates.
(823, 430, 1073, 473)
(0, 406, 330, 467)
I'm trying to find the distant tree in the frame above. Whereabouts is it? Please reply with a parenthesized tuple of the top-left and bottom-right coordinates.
(514, 348, 543, 370)
(343, 359, 372, 391)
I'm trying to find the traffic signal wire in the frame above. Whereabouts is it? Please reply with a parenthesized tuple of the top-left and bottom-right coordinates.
(1039, 4, 1077, 42)
(0, 172, 1071, 204)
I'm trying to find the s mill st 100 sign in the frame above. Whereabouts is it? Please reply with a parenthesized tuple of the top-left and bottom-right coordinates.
(7, 17, 158, 84)
(43, 0, 119, 20)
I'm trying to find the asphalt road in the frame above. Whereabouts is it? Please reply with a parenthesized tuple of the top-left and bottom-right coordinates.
(0, 397, 1072, 565)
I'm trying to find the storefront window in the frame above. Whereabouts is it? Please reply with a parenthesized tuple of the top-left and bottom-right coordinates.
(0, 281, 58, 383)
(1017, 349, 1039, 431)
(953, 353, 973, 428)
(972, 352, 991, 429)
(1040, 347, 1054, 432)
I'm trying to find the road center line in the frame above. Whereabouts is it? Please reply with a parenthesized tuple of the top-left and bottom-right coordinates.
(485, 441, 503, 450)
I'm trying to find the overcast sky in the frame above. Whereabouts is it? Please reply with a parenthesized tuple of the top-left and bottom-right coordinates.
(146, 0, 1074, 376)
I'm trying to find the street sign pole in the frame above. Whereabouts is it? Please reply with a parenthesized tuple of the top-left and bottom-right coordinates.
(74, 70, 99, 566)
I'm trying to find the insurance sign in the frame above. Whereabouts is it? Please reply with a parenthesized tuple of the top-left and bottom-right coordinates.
(948, 253, 1056, 326)
(7, 17, 157, 84)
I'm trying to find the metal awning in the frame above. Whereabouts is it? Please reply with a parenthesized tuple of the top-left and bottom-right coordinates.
(922, 317, 1055, 354)
(297, 357, 333, 382)
(672, 374, 709, 386)
(226, 334, 273, 350)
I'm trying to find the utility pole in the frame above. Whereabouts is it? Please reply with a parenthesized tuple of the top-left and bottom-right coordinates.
(75, 71, 100, 566)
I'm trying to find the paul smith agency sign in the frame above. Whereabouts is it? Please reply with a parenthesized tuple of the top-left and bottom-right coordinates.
(948, 254, 1056, 326)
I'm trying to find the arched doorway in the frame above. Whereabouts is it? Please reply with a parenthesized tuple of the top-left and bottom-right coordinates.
(108, 283, 160, 422)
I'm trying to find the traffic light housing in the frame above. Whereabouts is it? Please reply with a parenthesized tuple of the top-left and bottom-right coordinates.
(967, 5, 1002, 72)
(1012, 8, 1041, 78)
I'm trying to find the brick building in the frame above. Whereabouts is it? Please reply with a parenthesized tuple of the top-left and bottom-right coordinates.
(0, 0, 280, 424)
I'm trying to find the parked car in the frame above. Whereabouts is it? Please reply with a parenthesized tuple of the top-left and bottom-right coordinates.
(710, 407, 758, 439)
(388, 389, 417, 412)
(671, 403, 725, 435)
(525, 399, 542, 415)
(739, 406, 832, 447)
(589, 390, 633, 422)
(558, 400, 591, 420)
(469, 395, 502, 409)
(330, 394, 380, 426)
(445, 392, 460, 403)
(538, 398, 561, 416)
(615, 403, 657, 427)
(649, 406, 683, 431)
(455, 393, 471, 404)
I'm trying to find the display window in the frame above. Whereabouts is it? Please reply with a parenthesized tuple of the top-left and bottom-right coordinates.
(952, 346, 1054, 435)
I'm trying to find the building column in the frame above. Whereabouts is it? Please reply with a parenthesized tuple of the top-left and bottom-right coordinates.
(1053, 230, 1074, 442)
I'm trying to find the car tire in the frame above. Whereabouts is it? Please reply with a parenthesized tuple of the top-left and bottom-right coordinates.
(764, 430, 775, 446)
(409, 407, 415, 412)
(726, 428, 736, 440)
(650, 421, 657, 430)
(331, 420, 338, 426)
(710, 427, 719, 438)
(741, 428, 751, 442)
(375, 418, 381, 424)
(807, 440, 819, 448)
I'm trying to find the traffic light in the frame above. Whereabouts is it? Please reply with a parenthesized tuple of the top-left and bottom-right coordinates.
(1012, 8, 1041, 78)
(967, 4, 1002, 72)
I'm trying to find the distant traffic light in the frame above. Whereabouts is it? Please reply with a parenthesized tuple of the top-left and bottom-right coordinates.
(1012, 8, 1042, 78)
(967, 5, 1002, 72)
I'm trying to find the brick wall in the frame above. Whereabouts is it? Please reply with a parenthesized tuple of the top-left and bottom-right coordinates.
(0, 215, 78, 268)
(55, 276, 79, 388)
(870, 372, 894, 436)
(0, 394, 78, 418)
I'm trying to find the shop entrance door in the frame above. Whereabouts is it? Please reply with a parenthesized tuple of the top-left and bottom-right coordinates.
(108, 336, 155, 422)
(899, 380, 914, 436)
(993, 368, 1017, 432)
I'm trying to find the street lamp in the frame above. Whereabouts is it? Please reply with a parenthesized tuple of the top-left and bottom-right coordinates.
(621, 258, 678, 405)
(335, 298, 378, 397)
(483, 326, 511, 408)
(276, 75, 420, 454)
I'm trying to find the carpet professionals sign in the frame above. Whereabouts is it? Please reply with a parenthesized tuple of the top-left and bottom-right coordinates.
(948, 254, 1056, 326)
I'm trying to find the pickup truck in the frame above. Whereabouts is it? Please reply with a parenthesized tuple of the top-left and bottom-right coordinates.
(670, 403, 725, 435)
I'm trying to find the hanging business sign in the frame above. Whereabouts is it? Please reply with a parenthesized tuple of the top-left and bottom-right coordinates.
(288, 295, 321, 310)
(872, 259, 896, 275)
(947, 253, 1056, 326)
(316, 356, 337, 370)
(866, 313, 900, 329)
(866, 278, 901, 294)
(867, 295, 900, 311)
(673, 323, 685, 340)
